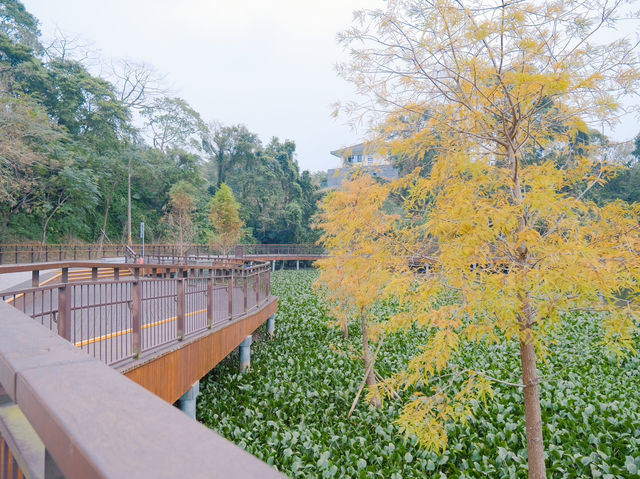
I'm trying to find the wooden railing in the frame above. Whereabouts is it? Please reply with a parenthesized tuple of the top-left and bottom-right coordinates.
(0, 243, 327, 265)
(1, 261, 272, 368)
(0, 243, 127, 264)
(0, 300, 286, 479)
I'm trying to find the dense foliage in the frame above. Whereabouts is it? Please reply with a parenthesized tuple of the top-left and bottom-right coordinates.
(208, 183, 244, 253)
(0, 1, 320, 245)
(198, 271, 640, 478)
(334, 2, 640, 476)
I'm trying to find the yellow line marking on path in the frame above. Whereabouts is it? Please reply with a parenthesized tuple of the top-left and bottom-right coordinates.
(4, 271, 62, 304)
(74, 308, 208, 347)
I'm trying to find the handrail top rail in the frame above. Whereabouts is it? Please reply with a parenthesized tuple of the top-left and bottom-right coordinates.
(0, 301, 285, 479)
(0, 242, 321, 247)
(0, 260, 270, 275)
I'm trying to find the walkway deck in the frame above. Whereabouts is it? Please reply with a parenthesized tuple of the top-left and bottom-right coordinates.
(1, 261, 275, 401)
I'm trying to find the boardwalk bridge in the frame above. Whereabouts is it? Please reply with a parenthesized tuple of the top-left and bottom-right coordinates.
(0, 244, 323, 479)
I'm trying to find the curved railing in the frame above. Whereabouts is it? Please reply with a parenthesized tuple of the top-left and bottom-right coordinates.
(1, 261, 271, 368)
(0, 300, 285, 479)
(0, 243, 327, 265)
(0, 259, 282, 478)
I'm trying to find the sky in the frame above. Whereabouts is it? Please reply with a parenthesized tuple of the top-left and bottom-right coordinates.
(23, 0, 385, 173)
(22, 1, 640, 172)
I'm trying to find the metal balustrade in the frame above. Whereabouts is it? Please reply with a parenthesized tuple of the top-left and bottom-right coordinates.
(0, 259, 279, 478)
(0, 243, 327, 265)
(0, 301, 285, 479)
(1, 262, 272, 368)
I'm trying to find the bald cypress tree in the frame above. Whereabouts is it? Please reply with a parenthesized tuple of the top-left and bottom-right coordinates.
(209, 183, 245, 255)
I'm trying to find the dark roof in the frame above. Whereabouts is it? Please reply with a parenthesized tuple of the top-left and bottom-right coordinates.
(330, 142, 381, 158)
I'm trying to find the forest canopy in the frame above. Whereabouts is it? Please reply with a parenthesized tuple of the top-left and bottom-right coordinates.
(0, 0, 321, 245)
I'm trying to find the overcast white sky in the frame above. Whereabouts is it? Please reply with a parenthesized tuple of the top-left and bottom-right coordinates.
(24, 0, 386, 173)
(22, 1, 640, 172)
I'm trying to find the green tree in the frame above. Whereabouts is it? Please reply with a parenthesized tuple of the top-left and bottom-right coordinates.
(209, 183, 244, 254)
(203, 128, 320, 244)
(142, 96, 207, 153)
(0, 0, 40, 51)
(588, 133, 640, 205)
(0, 95, 67, 239)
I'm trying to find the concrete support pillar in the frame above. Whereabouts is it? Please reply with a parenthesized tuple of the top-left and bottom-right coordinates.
(239, 335, 253, 373)
(296, 260, 299, 270)
(178, 381, 200, 420)
(267, 315, 276, 339)
(272, 260, 275, 272)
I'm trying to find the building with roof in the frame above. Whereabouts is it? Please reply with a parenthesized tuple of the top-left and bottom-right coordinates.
(327, 142, 398, 188)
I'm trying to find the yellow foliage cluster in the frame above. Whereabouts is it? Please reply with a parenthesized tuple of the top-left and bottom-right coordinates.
(330, 0, 640, 462)
(315, 174, 407, 323)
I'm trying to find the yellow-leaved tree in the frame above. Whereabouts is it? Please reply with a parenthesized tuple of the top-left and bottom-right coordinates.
(335, 1, 640, 477)
(315, 174, 406, 408)
(209, 183, 245, 255)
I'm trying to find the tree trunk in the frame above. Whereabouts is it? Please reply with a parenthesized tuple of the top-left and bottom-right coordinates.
(342, 322, 349, 339)
(98, 181, 118, 248)
(127, 159, 132, 247)
(508, 142, 546, 478)
(360, 312, 381, 408)
(217, 152, 224, 189)
(40, 198, 65, 249)
(519, 336, 546, 479)
(0, 213, 9, 242)
(178, 217, 185, 259)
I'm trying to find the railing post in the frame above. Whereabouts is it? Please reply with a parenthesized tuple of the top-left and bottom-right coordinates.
(61, 267, 68, 283)
(228, 270, 233, 320)
(57, 284, 71, 341)
(177, 277, 185, 340)
(132, 279, 142, 358)
(243, 270, 248, 313)
(114, 267, 119, 280)
(207, 272, 213, 328)
(92, 267, 98, 281)
(255, 271, 260, 306)
(32, 269, 40, 287)
(267, 269, 271, 297)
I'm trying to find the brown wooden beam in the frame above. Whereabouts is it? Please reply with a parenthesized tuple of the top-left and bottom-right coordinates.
(122, 299, 278, 404)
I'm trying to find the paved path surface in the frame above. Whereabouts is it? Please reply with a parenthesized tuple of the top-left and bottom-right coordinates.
(0, 271, 32, 292)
